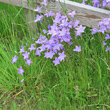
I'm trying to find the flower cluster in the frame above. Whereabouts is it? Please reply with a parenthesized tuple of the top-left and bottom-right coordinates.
(91, 18, 110, 51)
(82, 0, 110, 9)
(11, 0, 87, 82)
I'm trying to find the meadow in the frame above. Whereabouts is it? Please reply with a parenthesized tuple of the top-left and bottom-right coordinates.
(0, 0, 110, 109)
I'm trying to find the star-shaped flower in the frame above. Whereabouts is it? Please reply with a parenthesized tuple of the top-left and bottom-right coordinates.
(12, 55, 18, 64)
(73, 46, 81, 52)
(58, 51, 66, 61)
(41, 0, 47, 6)
(28, 44, 35, 51)
(44, 51, 55, 59)
(33, 6, 42, 13)
(22, 51, 30, 59)
(105, 34, 110, 40)
(53, 57, 60, 66)
(34, 15, 43, 22)
(18, 66, 24, 75)
(35, 48, 41, 56)
(25, 58, 32, 66)
(75, 25, 86, 36)
(68, 11, 76, 18)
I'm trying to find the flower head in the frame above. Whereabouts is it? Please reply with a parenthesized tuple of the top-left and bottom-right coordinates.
(18, 66, 24, 75)
(12, 55, 18, 64)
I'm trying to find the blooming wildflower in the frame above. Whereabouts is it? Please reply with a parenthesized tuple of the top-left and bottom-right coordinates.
(33, 6, 42, 13)
(18, 66, 24, 75)
(41, 0, 47, 6)
(105, 34, 110, 40)
(12, 55, 18, 64)
(99, 25, 106, 34)
(53, 43, 63, 51)
(43, 29, 47, 34)
(73, 20, 80, 28)
(103, 40, 107, 46)
(90, 28, 98, 35)
(39, 44, 46, 52)
(92, 0, 100, 7)
(58, 51, 66, 61)
(44, 51, 55, 59)
(35, 48, 41, 56)
(28, 44, 35, 51)
(106, 46, 110, 51)
(75, 25, 86, 36)
(20, 79, 24, 82)
(25, 58, 32, 66)
(68, 11, 76, 18)
(48, 24, 51, 30)
(34, 15, 43, 22)
(19, 47, 25, 53)
(73, 46, 81, 52)
(102, 0, 107, 8)
(53, 57, 60, 66)
(22, 51, 30, 59)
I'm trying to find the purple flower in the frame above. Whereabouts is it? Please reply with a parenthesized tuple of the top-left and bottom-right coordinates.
(12, 55, 18, 64)
(73, 46, 81, 52)
(28, 44, 35, 51)
(35, 48, 41, 56)
(33, 6, 42, 13)
(53, 57, 60, 66)
(34, 15, 43, 22)
(75, 25, 86, 36)
(105, 34, 110, 40)
(68, 11, 76, 18)
(73, 20, 80, 28)
(90, 28, 98, 35)
(44, 51, 55, 59)
(18, 66, 24, 75)
(25, 58, 32, 66)
(22, 51, 30, 59)
(58, 51, 66, 61)
(106, 46, 110, 51)
(103, 40, 107, 46)
(43, 29, 47, 34)
(20, 79, 24, 82)
(41, 0, 47, 6)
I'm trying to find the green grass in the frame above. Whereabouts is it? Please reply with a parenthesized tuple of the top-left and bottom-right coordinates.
(0, 1, 110, 110)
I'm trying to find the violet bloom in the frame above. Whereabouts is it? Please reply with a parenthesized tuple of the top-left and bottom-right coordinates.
(106, 46, 110, 51)
(73, 46, 81, 52)
(33, 6, 42, 13)
(103, 40, 107, 46)
(90, 28, 98, 35)
(68, 11, 76, 18)
(22, 51, 30, 59)
(34, 15, 43, 22)
(44, 51, 55, 59)
(75, 25, 86, 36)
(41, 0, 47, 6)
(73, 20, 80, 28)
(35, 48, 41, 56)
(53, 57, 60, 66)
(18, 66, 24, 75)
(12, 55, 18, 64)
(25, 58, 32, 66)
(58, 51, 66, 61)
(28, 44, 35, 51)
(105, 34, 110, 40)
(20, 79, 24, 83)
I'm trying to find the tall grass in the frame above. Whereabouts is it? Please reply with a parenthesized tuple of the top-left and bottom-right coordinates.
(0, 1, 110, 110)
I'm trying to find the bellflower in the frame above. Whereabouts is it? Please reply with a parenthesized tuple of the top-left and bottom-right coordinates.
(73, 46, 81, 52)
(53, 57, 60, 66)
(18, 66, 24, 75)
(12, 55, 18, 64)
